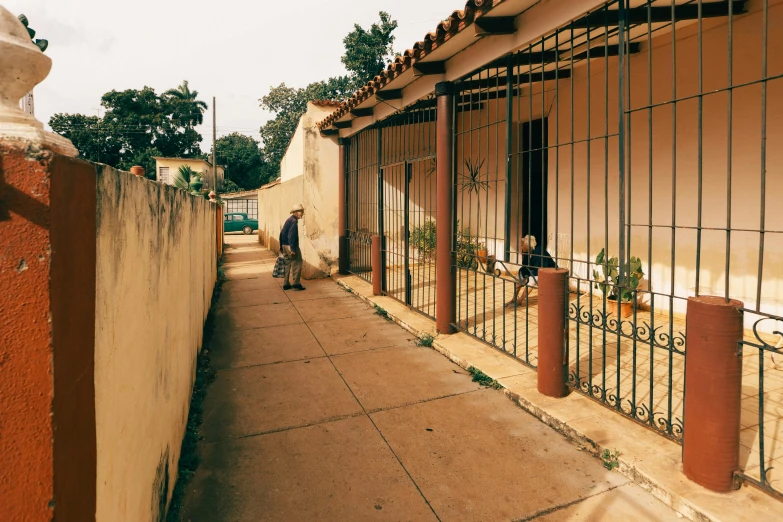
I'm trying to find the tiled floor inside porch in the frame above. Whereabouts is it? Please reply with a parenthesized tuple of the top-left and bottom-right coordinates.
(376, 262, 783, 492)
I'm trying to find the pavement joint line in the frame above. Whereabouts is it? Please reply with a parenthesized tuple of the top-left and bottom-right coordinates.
(212, 343, 419, 371)
(205, 411, 369, 444)
(511, 483, 628, 522)
(214, 319, 305, 332)
(365, 388, 485, 416)
(282, 275, 444, 522)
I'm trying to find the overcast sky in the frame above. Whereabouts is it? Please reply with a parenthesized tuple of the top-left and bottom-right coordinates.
(6, 0, 461, 151)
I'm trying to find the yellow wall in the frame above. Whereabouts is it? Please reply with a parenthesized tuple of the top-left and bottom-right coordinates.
(155, 158, 225, 189)
(94, 166, 218, 521)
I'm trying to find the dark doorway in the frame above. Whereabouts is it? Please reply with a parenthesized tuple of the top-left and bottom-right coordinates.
(509, 118, 548, 263)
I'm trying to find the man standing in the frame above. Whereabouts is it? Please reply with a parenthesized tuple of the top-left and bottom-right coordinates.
(280, 203, 305, 291)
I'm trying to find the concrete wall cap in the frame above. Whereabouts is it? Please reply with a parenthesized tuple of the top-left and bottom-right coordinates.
(0, 7, 77, 157)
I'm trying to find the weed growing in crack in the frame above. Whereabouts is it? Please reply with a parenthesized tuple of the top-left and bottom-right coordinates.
(416, 333, 435, 348)
(601, 449, 621, 471)
(468, 366, 503, 389)
(373, 304, 391, 321)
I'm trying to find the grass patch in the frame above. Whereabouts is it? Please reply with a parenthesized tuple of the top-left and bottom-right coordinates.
(373, 303, 391, 321)
(166, 261, 223, 521)
(416, 333, 435, 348)
(468, 366, 503, 390)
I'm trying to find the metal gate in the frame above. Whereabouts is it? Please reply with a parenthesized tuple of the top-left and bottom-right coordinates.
(379, 98, 437, 318)
(346, 127, 379, 283)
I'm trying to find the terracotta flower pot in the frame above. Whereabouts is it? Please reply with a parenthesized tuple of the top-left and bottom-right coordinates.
(609, 298, 633, 320)
(477, 249, 488, 263)
(130, 165, 145, 177)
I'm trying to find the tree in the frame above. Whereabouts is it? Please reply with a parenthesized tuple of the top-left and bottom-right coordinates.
(258, 12, 398, 178)
(213, 132, 274, 190)
(164, 80, 209, 127)
(50, 83, 207, 179)
(221, 179, 244, 193)
(341, 11, 398, 90)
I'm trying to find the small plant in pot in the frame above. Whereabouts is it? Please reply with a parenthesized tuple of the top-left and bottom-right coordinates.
(410, 220, 437, 261)
(593, 248, 644, 319)
(456, 221, 485, 270)
(459, 157, 489, 263)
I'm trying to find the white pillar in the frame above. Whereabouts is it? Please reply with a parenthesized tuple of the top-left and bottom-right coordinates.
(0, 7, 76, 156)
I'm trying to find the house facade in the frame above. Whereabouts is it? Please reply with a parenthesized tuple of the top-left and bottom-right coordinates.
(153, 157, 225, 190)
(314, 0, 783, 499)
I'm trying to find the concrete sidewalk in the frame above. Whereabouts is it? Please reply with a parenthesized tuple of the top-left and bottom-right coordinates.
(180, 235, 680, 521)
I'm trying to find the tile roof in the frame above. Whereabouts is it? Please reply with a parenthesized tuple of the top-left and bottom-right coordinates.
(317, 0, 508, 130)
(220, 189, 259, 198)
(311, 100, 342, 107)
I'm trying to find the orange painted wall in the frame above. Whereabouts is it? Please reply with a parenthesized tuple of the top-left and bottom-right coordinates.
(0, 143, 56, 521)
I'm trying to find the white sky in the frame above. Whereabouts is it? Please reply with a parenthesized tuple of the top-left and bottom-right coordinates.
(6, 0, 461, 152)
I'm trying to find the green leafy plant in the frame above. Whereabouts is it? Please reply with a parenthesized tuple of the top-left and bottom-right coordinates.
(416, 333, 434, 348)
(410, 220, 437, 259)
(18, 15, 48, 52)
(592, 248, 644, 303)
(459, 157, 489, 243)
(456, 222, 485, 269)
(601, 448, 621, 470)
(173, 165, 205, 196)
(468, 366, 503, 389)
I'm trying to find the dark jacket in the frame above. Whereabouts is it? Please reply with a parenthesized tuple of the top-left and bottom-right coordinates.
(518, 244, 557, 280)
(279, 215, 300, 253)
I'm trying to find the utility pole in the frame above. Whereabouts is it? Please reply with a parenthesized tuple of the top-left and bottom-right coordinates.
(212, 96, 217, 191)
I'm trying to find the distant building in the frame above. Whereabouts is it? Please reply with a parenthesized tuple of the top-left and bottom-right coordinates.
(153, 157, 225, 190)
(221, 189, 259, 220)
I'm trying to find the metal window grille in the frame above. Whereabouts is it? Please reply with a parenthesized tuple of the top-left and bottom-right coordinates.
(159, 166, 169, 184)
(225, 199, 258, 220)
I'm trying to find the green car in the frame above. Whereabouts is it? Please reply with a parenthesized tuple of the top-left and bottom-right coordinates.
(224, 213, 258, 235)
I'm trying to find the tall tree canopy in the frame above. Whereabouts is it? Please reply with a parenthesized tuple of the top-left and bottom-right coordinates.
(258, 12, 398, 178)
(50, 82, 207, 179)
(213, 132, 275, 191)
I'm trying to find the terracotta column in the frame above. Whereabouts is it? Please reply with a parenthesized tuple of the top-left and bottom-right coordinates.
(683, 296, 744, 492)
(435, 81, 456, 334)
(1, 8, 94, 520)
(537, 268, 569, 397)
(338, 138, 349, 274)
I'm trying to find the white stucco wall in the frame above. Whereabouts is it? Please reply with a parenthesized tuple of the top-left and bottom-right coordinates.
(259, 103, 340, 278)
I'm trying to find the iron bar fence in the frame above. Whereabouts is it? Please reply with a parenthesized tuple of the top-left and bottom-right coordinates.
(380, 97, 438, 318)
(343, 0, 782, 499)
(448, 0, 783, 498)
(346, 126, 379, 283)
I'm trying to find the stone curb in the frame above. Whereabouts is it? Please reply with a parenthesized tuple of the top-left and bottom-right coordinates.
(334, 276, 727, 522)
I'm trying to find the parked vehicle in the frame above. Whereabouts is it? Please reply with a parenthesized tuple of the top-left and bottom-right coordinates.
(224, 213, 258, 235)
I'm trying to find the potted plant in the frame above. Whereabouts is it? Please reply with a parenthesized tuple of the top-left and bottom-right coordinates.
(456, 221, 485, 270)
(410, 219, 437, 261)
(459, 157, 489, 263)
(593, 248, 644, 319)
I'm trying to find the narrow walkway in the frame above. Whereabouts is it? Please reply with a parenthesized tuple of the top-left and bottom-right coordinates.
(180, 235, 680, 521)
